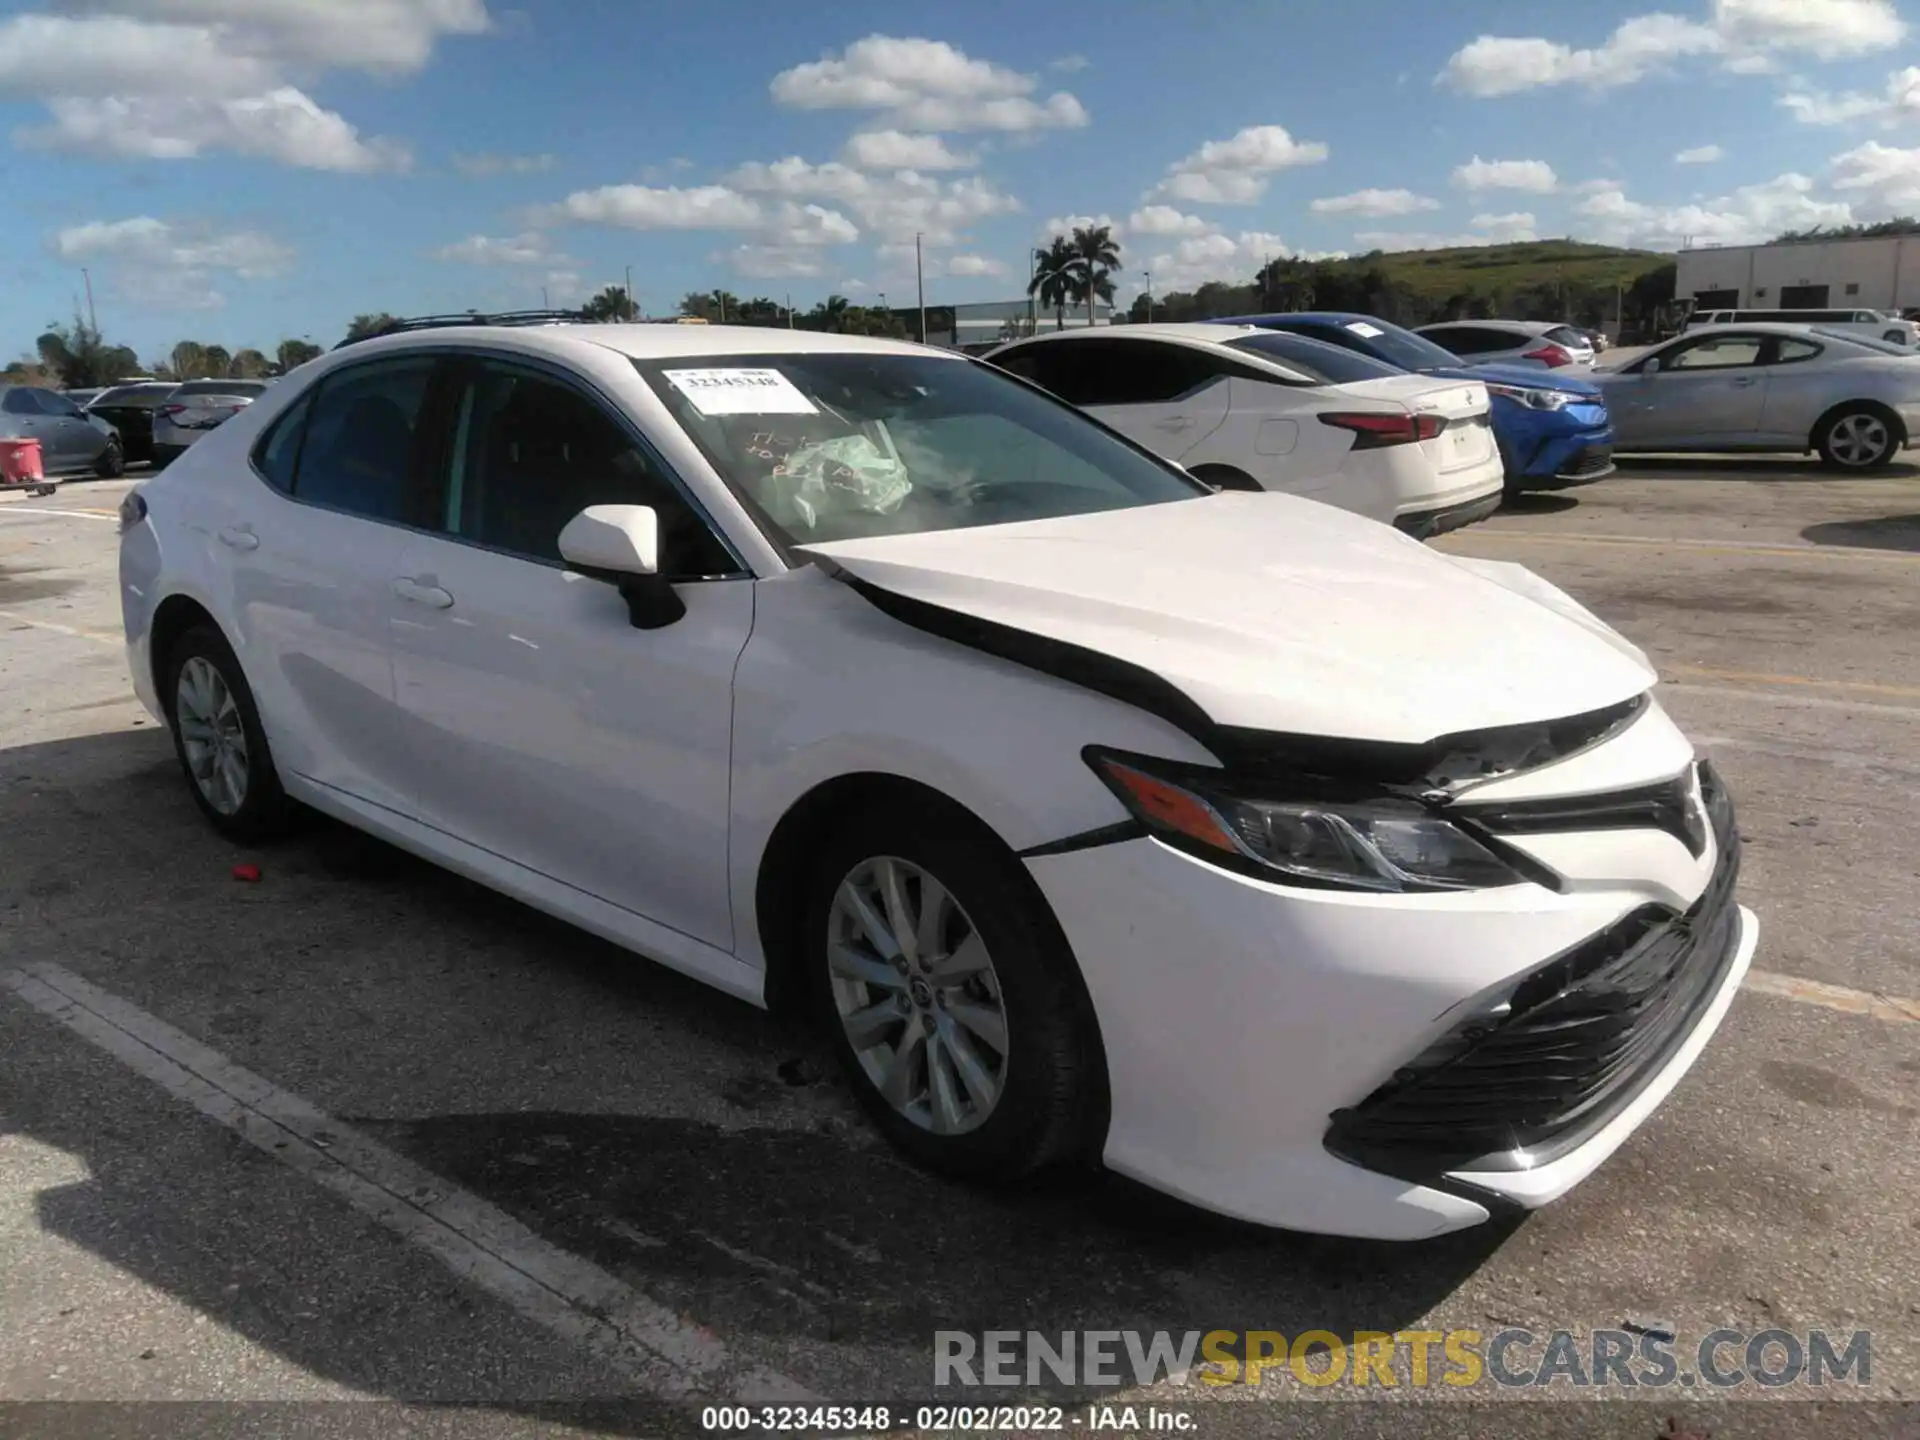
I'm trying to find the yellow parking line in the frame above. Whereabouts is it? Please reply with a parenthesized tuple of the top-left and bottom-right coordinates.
(1454, 529, 1920, 563)
(1744, 969, 1920, 1025)
(0, 608, 121, 646)
(1662, 664, 1920, 699)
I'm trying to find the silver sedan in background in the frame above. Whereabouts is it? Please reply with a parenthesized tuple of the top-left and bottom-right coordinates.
(151, 378, 272, 466)
(1594, 323, 1920, 470)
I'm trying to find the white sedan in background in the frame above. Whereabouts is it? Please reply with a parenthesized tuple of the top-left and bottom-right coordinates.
(987, 324, 1506, 537)
(1414, 320, 1597, 372)
(1595, 323, 1920, 469)
(118, 321, 1755, 1239)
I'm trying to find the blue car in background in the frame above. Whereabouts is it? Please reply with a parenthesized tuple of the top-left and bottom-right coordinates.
(1215, 312, 1615, 494)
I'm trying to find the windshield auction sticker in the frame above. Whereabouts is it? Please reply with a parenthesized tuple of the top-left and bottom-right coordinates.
(663, 367, 819, 416)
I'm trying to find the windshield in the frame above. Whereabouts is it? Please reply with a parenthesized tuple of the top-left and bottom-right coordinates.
(1226, 332, 1404, 384)
(635, 352, 1208, 547)
(1296, 318, 1462, 371)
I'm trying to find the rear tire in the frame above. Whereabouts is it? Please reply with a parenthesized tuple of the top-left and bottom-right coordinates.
(161, 623, 297, 843)
(1815, 405, 1900, 471)
(94, 438, 124, 479)
(802, 798, 1105, 1182)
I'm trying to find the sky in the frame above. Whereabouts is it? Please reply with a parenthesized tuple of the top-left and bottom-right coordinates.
(6, 0, 1920, 362)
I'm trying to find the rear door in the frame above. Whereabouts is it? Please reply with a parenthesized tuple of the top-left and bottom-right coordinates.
(1065, 339, 1232, 460)
(34, 389, 102, 468)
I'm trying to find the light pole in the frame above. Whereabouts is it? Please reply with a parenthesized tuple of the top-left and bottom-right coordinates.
(81, 268, 97, 332)
(1144, 270, 1153, 323)
(625, 264, 633, 319)
(915, 232, 927, 344)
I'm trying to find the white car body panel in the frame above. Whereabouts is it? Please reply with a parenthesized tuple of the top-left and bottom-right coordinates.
(118, 321, 1755, 1240)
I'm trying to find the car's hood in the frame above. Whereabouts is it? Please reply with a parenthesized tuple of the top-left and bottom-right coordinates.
(797, 493, 1654, 745)
(1424, 362, 1601, 397)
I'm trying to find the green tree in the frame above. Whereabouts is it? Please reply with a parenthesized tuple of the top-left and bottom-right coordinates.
(343, 313, 399, 344)
(202, 344, 232, 378)
(276, 338, 323, 373)
(1067, 223, 1122, 326)
(799, 295, 853, 333)
(732, 296, 789, 327)
(1028, 236, 1076, 330)
(229, 347, 270, 378)
(678, 291, 718, 321)
(35, 316, 126, 388)
(582, 284, 637, 322)
(170, 341, 209, 378)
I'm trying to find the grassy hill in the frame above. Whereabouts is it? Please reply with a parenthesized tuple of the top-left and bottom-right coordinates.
(1340, 239, 1667, 300)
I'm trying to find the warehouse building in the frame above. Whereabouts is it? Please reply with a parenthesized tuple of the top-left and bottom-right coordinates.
(1675, 234, 1920, 314)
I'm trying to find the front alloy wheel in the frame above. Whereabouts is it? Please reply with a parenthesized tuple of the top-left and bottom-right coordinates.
(827, 855, 1010, 1136)
(176, 654, 250, 815)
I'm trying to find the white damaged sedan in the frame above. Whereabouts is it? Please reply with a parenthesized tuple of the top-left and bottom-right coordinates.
(117, 322, 1757, 1240)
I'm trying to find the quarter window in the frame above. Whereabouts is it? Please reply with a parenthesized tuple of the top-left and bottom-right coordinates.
(293, 358, 437, 523)
(1771, 338, 1822, 365)
(441, 361, 735, 577)
(251, 392, 314, 494)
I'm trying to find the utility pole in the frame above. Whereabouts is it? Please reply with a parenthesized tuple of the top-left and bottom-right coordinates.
(1144, 269, 1153, 322)
(1028, 245, 1037, 335)
(785, 292, 794, 328)
(624, 264, 634, 320)
(714, 289, 726, 323)
(541, 285, 550, 308)
(81, 268, 97, 332)
(916, 232, 927, 344)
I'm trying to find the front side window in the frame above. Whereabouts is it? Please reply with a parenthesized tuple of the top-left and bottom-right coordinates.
(293, 358, 437, 522)
(38, 391, 82, 417)
(636, 351, 1206, 547)
(439, 361, 736, 577)
(1666, 335, 1765, 370)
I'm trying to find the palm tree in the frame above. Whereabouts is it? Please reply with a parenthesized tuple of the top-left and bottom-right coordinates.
(1068, 224, 1121, 327)
(1028, 236, 1076, 330)
(583, 285, 636, 322)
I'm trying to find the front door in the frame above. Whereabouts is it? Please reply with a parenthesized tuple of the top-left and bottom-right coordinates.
(1614, 332, 1769, 447)
(389, 354, 752, 950)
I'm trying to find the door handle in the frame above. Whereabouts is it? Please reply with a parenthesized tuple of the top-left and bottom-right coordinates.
(217, 526, 259, 551)
(1730, 376, 1759, 387)
(392, 576, 454, 609)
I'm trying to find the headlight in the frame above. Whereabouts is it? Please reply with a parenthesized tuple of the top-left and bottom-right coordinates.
(1486, 383, 1572, 411)
(1086, 750, 1526, 893)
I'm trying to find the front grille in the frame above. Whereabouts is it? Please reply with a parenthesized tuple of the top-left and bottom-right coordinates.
(1557, 444, 1615, 479)
(1460, 766, 1707, 857)
(1325, 761, 1742, 1179)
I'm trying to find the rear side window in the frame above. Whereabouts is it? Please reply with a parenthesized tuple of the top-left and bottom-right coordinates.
(251, 392, 314, 494)
(1430, 326, 1517, 355)
(1226, 333, 1398, 383)
(292, 359, 438, 523)
(2, 389, 46, 415)
(1544, 326, 1587, 347)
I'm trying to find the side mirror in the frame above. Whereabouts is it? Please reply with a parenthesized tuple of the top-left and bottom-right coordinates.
(558, 503, 685, 630)
(1641, 357, 1662, 376)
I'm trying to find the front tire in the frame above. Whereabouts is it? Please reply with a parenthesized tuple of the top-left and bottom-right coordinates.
(1189, 464, 1263, 493)
(161, 623, 296, 842)
(1816, 406, 1900, 470)
(803, 799, 1104, 1182)
(94, 438, 124, 479)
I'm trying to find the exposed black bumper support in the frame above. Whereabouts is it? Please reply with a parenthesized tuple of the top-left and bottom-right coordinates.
(1393, 489, 1503, 539)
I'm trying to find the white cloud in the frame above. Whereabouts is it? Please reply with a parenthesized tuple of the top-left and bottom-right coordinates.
(1780, 66, 1920, 126)
(1039, 213, 1119, 240)
(1150, 124, 1328, 205)
(1353, 223, 1539, 251)
(1049, 54, 1091, 73)
(543, 269, 584, 305)
(947, 253, 1008, 277)
(1452, 156, 1559, 193)
(841, 129, 976, 170)
(720, 244, 831, 279)
(1143, 230, 1306, 292)
(1830, 139, 1920, 210)
(769, 35, 1087, 133)
(453, 151, 553, 177)
(1676, 144, 1727, 163)
(533, 183, 765, 230)
(1438, 15, 1721, 97)
(432, 231, 564, 264)
(49, 214, 293, 310)
(1576, 172, 1852, 247)
(0, 2, 484, 170)
(1438, 0, 1904, 97)
(759, 202, 861, 247)
(725, 157, 1018, 244)
(1472, 212, 1540, 240)
(1126, 205, 1211, 236)
(1713, 0, 1905, 60)
(1309, 187, 1441, 217)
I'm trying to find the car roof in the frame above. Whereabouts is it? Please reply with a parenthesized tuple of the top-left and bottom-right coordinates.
(995, 322, 1263, 347)
(1669, 321, 1860, 335)
(1216, 311, 1377, 327)
(335, 322, 956, 365)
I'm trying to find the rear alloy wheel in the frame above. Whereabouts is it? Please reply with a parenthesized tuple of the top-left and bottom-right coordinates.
(94, 437, 124, 479)
(162, 623, 296, 841)
(804, 802, 1105, 1181)
(1817, 407, 1899, 470)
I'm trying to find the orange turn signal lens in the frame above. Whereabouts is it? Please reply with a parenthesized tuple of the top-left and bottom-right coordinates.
(1097, 759, 1240, 855)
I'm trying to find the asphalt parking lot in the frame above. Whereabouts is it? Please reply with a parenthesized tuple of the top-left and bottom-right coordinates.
(2, 460, 1918, 1439)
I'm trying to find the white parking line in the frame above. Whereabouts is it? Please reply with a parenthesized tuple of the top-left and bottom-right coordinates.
(1743, 968, 1920, 1025)
(1662, 682, 1920, 721)
(0, 960, 815, 1404)
(0, 607, 121, 646)
(0, 506, 117, 522)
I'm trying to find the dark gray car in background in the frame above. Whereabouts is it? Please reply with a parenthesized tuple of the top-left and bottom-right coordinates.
(0, 384, 124, 477)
